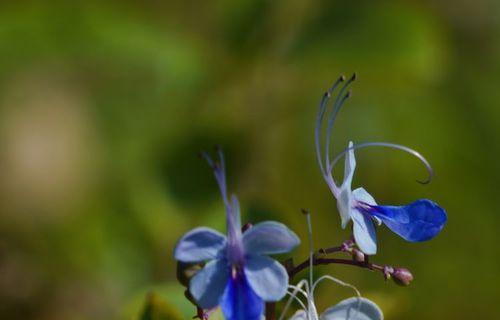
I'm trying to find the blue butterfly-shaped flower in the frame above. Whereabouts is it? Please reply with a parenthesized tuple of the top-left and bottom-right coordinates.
(315, 75, 447, 255)
(174, 149, 300, 320)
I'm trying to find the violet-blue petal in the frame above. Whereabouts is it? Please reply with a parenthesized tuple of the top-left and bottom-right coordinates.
(226, 195, 245, 264)
(244, 254, 289, 301)
(351, 208, 377, 255)
(174, 227, 227, 262)
(227, 194, 242, 243)
(369, 199, 447, 242)
(320, 297, 383, 320)
(242, 221, 300, 255)
(220, 271, 264, 320)
(189, 258, 229, 309)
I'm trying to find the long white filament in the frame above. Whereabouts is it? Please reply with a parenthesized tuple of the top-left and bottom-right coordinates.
(330, 142, 434, 185)
(311, 275, 361, 298)
(315, 77, 344, 177)
(324, 74, 356, 175)
(312, 276, 364, 320)
(278, 280, 310, 320)
(306, 213, 314, 293)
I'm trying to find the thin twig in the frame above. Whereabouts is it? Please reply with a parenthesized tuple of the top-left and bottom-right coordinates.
(288, 257, 384, 279)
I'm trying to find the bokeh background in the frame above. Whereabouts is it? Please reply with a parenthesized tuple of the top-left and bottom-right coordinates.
(0, 0, 499, 319)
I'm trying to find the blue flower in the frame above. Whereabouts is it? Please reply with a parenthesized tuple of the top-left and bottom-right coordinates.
(314, 75, 447, 255)
(174, 150, 300, 320)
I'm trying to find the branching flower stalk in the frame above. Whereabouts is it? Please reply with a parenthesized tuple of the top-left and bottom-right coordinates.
(173, 74, 447, 320)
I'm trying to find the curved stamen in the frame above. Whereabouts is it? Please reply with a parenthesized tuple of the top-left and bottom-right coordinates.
(311, 275, 361, 298)
(278, 280, 310, 320)
(285, 290, 308, 313)
(299, 209, 315, 292)
(325, 73, 356, 174)
(315, 76, 345, 177)
(330, 142, 434, 184)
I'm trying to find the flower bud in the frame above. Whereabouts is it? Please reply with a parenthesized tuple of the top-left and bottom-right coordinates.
(176, 261, 203, 287)
(392, 267, 414, 286)
(351, 249, 365, 262)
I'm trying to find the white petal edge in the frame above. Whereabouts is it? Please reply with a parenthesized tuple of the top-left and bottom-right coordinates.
(337, 142, 356, 228)
(351, 208, 377, 255)
(320, 297, 383, 320)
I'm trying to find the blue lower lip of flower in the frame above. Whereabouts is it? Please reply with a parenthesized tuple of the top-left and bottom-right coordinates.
(365, 199, 447, 242)
(220, 269, 264, 320)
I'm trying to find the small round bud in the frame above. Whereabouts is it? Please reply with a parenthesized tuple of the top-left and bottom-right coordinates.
(177, 261, 203, 287)
(392, 267, 414, 286)
(352, 249, 365, 262)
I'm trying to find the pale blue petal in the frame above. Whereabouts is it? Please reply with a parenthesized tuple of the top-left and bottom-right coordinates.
(244, 254, 289, 301)
(352, 188, 381, 225)
(242, 221, 300, 255)
(221, 271, 264, 320)
(351, 209, 377, 255)
(174, 227, 227, 262)
(337, 142, 356, 228)
(320, 297, 383, 320)
(189, 258, 229, 309)
(337, 187, 352, 229)
(343, 141, 356, 187)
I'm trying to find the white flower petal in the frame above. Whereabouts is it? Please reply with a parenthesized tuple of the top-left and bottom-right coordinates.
(320, 297, 383, 320)
(337, 142, 356, 228)
(351, 208, 377, 255)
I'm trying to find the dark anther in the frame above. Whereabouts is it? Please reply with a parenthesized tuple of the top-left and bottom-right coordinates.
(300, 208, 310, 215)
(242, 223, 253, 233)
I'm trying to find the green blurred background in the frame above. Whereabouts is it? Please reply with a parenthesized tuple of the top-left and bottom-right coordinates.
(0, 0, 499, 319)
